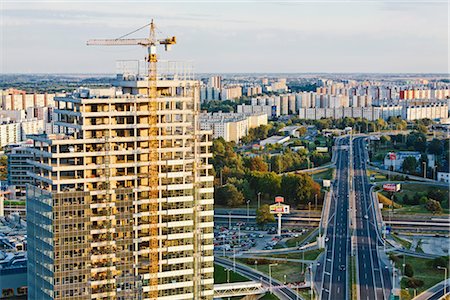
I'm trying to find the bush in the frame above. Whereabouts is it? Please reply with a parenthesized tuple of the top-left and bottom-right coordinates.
(405, 277, 424, 288)
(389, 253, 400, 264)
(404, 263, 414, 277)
(425, 199, 442, 214)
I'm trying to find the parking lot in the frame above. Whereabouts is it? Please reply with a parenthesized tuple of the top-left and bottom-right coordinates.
(214, 222, 310, 254)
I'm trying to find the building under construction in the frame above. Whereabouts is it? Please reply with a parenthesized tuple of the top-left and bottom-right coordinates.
(26, 22, 214, 300)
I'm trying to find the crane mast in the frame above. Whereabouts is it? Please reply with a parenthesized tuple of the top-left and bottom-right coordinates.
(87, 20, 176, 300)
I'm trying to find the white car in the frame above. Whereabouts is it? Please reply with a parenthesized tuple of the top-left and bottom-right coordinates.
(364, 214, 368, 219)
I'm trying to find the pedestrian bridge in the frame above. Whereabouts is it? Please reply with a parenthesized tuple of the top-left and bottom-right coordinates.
(214, 281, 266, 299)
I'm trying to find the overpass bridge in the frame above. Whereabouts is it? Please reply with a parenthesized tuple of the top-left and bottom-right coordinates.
(214, 281, 266, 299)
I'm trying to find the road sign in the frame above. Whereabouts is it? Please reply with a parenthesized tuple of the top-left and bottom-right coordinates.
(269, 203, 290, 214)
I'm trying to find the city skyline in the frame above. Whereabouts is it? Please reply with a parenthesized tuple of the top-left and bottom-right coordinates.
(1, 1, 449, 74)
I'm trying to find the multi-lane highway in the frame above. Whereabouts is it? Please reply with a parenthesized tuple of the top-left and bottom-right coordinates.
(353, 137, 391, 300)
(319, 136, 350, 300)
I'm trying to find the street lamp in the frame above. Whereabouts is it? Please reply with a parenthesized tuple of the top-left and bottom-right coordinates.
(228, 212, 231, 230)
(437, 266, 448, 296)
(284, 274, 287, 285)
(257, 192, 261, 209)
(225, 268, 231, 283)
(269, 263, 278, 294)
(246, 200, 250, 220)
(422, 161, 426, 178)
(314, 194, 318, 210)
(308, 202, 311, 226)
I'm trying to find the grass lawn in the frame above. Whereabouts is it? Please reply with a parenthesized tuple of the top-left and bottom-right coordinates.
(264, 249, 324, 261)
(380, 183, 449, 215)
(393, 255, 447, 298)
(214, 264, 250, 284)
(299, 289, 313, 300)
(367, 169, 390, 182)
(260, 293, 280, 300)
(391, 234, 412, 249)
(311, 168, 334, 182)
(237, 258, 307, 283)
(285, 229, 316, 248)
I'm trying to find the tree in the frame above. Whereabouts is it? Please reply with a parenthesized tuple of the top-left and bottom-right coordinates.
(417, 124, 428, 134)
(215, 184, 245, 207)
(406, 132, 427, 153)
(248, 171, 281, 200)
(404, 263, 414, 277)
(428, 139, 443, 156)
(402, 156, 418, 174)
(431, 256, 449, 269)
(425, 199, 442, 214)
(256, 204, 275, 224)
(405, 278, 424, 288)
(245, 156, 268, 172)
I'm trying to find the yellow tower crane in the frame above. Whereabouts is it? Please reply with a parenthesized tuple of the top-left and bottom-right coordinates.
(87, 20, 176, 300)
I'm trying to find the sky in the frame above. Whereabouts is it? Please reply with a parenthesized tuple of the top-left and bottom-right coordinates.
(1, 0, 449, 74)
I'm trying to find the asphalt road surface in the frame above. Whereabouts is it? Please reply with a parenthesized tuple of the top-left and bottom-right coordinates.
(319, 136, 350, 300)
(353, 137, 391, 300)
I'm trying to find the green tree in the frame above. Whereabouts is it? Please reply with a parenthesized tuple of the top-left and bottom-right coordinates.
(402, 156, 418, 174)
(380, 135, 391, 147)
(215, 184, 245, 207)
(428, 139, 443, 156)
(256, 204, 275, 224)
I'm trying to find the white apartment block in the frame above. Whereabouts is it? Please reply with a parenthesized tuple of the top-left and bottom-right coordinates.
(0, 119, 45, 148)
(200, 112, 268, 142)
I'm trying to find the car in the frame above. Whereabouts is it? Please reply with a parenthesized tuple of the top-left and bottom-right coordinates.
(364, 214, 368, 219)
(325, 237, 329, 242)
(258, 234, 264, 238)
(339, 265, 346, 271)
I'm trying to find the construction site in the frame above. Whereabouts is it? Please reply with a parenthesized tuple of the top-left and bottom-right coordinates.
(26, 21, 215, 300)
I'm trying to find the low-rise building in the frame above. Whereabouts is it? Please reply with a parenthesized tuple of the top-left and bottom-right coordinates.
(0, 214, 27, 299)
(437, 172, 450, 183)
(200, 112, 268, 142)
(5, 142, 33, 198)
(259, 135, 290, 147)
(383, 151, 422, 171)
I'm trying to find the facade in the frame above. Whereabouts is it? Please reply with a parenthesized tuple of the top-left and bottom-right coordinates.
(26, 72, 215, 299)
(259, 135, 290, 147)
(437, 172, 449, 183)
(1, 89, 56, 110)
(383, 151, 422, 171)
(6, 142, 34, 198)
(0, 214, 28, 299)
(0, 118, 46, 148)
(199, 112, 268, 142)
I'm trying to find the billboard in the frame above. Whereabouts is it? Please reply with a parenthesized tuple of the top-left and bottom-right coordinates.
(316, 147, 328, 153)
(275, 196, 284, 203)
(269, 204, 290, 214)
(383, 183, 401, 192)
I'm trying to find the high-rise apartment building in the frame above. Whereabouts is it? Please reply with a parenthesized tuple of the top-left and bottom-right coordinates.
(26, 64, 215, 300)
